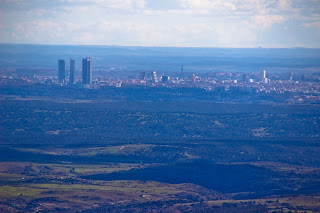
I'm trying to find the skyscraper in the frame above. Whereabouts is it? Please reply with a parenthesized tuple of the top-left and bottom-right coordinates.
(162, 76, 170, 82)
(151, 71, 158, 83)
(242, 74, 247, 83)
(69, 59, 75, 84)
(260, 70, 267, 83)
(58, 60, 66, 83)
(139, 72, 146, 80)
(82, 57, 92, 84)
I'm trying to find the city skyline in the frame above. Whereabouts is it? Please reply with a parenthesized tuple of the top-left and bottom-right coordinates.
(0, 0, 320, 48)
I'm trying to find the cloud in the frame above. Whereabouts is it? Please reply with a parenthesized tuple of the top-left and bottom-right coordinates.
(302, 21, 320, 28)
(10, 20, 64, 42)
(180, 0, 236, 11)
(176, 0, 319, 17)
(3, 0, 25, 6)
(302, 21, 320, 35)
(61, 0, 146, 10)
(69, 19, 257, 47)
(1, 0, 320, 47)
(92, 0, 146, 9)
(278, 0, 290, 9)
(251, 15, 285, 28)
(141, 9, 213, 16)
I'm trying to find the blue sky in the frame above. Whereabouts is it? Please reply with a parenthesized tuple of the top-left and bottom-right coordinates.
(0, 0, 320, 47)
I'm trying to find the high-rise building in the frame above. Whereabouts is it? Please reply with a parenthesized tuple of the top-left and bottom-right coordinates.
(82, 57, 92, 84)
(260, 70, 267, 83)
(151, 71, 158, 83)
(139, 72, 146, 80)
(69, 59, 75, 84)
(162, 76, 170, 82)
(58, 60, 66, 83)
(261, 70, 266, 79)
(242, 74, 247, 83)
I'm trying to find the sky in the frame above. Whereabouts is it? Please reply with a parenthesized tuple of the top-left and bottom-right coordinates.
(0, 0, 320, 48)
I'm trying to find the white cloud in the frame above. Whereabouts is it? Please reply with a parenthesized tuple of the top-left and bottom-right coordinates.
(302, 21, 320, 35)
(92, 0, 146, 9)
(302, 21, 320, 28)
(1, 0, 320, 47)
(3, 0, 25, 6)
(62, 0, 146, 10)
(180, 0, 236, 11)
(11, 20, 64, 42)
(278, 0, 290, 9)
(176, 0, 312, 17)
(71, 19, 257, 47)
(251, 15, 285, 28)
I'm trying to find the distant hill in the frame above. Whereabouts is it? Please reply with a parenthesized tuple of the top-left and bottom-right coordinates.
(1, 43, 320, 73)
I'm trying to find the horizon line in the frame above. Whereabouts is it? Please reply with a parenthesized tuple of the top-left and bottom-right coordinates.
(0, 42, 318, 49)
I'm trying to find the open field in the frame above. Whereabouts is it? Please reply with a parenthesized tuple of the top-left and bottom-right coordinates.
(0, 162, 226, 212)
(1, 159, 320, 212)
(0, 162, 142, 179)
(14, 144, 157, 157)
(0, 100, 319, 212)
(171, 196, 320, 212)
(1, 144, 320, 212)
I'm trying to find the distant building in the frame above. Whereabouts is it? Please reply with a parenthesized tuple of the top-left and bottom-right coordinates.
(242, 74, 247, 83)
(69, 59, 75, 84)
(151, 71, 158, 83)
(260, 70, 268, 83)
(162, 76, 170, 82)
(190, 74, 200, 82)
(260, 70, 266, 81)
(82, 57, 92, 84)
(58, 60, 66, 83)
(139, 72, 146, 80)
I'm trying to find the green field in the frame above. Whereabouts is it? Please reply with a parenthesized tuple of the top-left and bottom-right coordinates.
(1, 146, 320, 212)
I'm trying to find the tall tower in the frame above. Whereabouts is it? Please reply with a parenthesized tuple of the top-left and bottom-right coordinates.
(139, 72, 146, 80)
(260, 70, 266, 82)
(82, 57, 92, 84)
(151, 71, 158, 83)
(58, 60, 66, 83)
(242, 74, 247, 83)
(69, 59, 75, 84)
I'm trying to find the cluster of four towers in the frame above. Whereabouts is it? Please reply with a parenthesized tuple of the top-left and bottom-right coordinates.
(58, 57, 92, 85)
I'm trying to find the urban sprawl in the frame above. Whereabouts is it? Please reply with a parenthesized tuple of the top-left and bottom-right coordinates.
(1, 57, 320, 104)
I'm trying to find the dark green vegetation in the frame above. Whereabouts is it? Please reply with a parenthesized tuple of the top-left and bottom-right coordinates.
(0, 100, 320, 212)
(1, 100, 319, 142)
